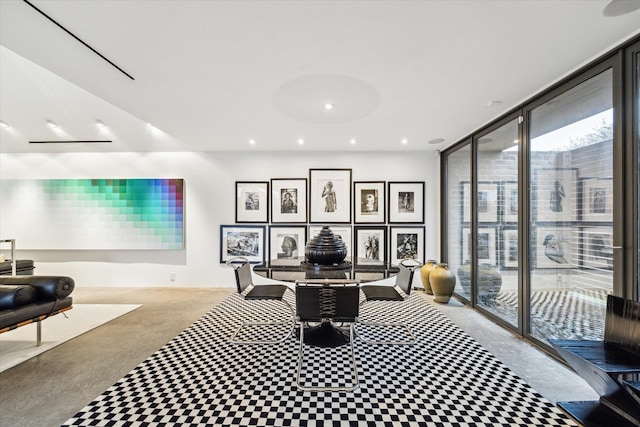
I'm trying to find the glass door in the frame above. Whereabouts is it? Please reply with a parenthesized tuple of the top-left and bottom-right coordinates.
(528, 68, 614, 342)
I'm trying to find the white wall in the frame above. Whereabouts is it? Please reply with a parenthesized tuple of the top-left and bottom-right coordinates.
(0, 151, 440, 287)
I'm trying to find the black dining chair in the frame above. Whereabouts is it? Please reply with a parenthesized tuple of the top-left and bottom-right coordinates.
(356, 258, 422, 345)
(226, 256, 295, 344)
(295, 280, 361, 392)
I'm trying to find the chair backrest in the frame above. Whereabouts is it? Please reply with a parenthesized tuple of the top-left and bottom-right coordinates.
(604, 294, 640, 356)
(395, 259, 421, 295)
(226, 256, 253, 294)
(296, 280, 360, 322)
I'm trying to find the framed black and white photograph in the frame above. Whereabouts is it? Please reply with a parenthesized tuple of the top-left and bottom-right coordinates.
(354, 226, 387, 266)
(502, 181, 518, 223)
(534, 225, 575, 269)
(388, 181, 424, 224)
(270, 178, 307, 223)
(235, 181, 268, 223)
(502, 228, 518, 269)
(354, 181, 385, 223)
(534, 168, 578, 222)
(309, 169, 352, 223)
(580, 227, 613, 270)
(220, 225, 265, 264)
(580, 177, 612, 222)
(389, 226, 425, 265)
(461, 181, 499, 223)
(309, 225, 352, 261)
(461, 226, 497, 266)
(268, 225, 306, 266)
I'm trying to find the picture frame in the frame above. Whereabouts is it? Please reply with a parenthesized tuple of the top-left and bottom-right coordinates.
(235, 181, 268, 223)
(580, 177, 612, 222)
(388, 181, 425, 224)
(534, 168, 578, 222)
(270, 178, 307, 223)
(534, 225, 575, 269)
(461, 181, 499, 223)
(580, 226, 613, 270)
(353, 226, 387, 266)
(502, 181, 518, 223)
(389, 226, 425, 265)
(501, 228, 518, 269)
(309, 169, 352, 223)
(268, 225, 307, 266)
(309, 225, 352, 261)
(354, 181, 386, 223)
(461, 226, 497, 266)
(220, 225, 265, 264)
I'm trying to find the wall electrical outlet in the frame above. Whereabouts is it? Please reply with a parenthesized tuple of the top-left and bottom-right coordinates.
(170, 272, 176, 281)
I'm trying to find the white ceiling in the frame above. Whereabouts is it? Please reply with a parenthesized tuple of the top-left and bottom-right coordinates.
(1, 0, 639, 154)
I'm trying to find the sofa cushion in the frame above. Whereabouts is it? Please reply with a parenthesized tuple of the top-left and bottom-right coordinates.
(0, 284, 37, 309)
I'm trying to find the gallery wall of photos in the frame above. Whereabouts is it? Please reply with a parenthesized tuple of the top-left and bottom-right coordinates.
(458, 170, 613, 271)
(220, 168, 425, 265)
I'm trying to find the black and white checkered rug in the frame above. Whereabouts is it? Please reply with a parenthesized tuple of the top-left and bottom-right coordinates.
(64, 292, 576, 426)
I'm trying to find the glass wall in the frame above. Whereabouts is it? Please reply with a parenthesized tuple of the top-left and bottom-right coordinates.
(445, 143, 471, 301)
(475, 119, 520, 326)
(442, 36, 640, 351)
(528, 69, 613, 341)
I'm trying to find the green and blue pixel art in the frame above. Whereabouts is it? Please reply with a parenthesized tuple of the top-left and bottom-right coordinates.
(0, 179, 184, 250)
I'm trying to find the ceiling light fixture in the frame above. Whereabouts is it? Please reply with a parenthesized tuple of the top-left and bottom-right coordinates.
(46, 120, 58, 128)
(401, 138, 408, 145)
(0, 121, 9, 129)
(249, 139, 256, 145)
(486, 100, 502, 107)
(297, 138, 305, 145)
(324, 103, 334, 110)
(350, 139, 356, 145)
(428, 138, 444, 145)
(95, 119, 106, 128)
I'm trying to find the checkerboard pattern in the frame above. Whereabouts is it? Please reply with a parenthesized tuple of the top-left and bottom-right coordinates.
(494, 288, 608, 340)
(64, 293, 576, 426)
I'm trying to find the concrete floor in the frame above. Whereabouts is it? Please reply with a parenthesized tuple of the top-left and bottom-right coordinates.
(0, 287, 596, 427)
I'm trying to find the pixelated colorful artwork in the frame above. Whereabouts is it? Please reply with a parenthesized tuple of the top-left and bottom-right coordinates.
(0, 179, 184, 249)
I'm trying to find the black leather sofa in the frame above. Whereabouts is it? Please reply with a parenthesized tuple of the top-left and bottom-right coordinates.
(0, 259, 35, 275)
(0, 275, 74, 345)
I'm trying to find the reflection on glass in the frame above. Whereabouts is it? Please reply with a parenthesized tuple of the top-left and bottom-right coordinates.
(529, 69, 613, 342)
(475, 119, 519, 326)
(447, 144, 471, 301)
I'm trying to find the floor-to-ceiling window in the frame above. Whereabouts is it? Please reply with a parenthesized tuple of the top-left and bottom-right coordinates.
(445, 142, 471, 301)
(528, 69, 613, 341)
(441, 36, 640, 352)
(475, 118, 520, 326)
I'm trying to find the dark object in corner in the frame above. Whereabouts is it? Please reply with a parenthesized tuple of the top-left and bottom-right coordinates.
(549, 295, 640, 427)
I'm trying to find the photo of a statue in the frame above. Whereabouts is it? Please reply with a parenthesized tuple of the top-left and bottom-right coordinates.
(322, 181, 337, 212)
(244, 192, 259, 211)
(277, 235, 298, 259)
(549, 180, 565, 213)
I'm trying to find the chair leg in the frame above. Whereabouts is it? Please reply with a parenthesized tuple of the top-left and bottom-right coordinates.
(230, 299, 296, 345)
(295, 323, 359, 392)
(354, 321, 416, 345)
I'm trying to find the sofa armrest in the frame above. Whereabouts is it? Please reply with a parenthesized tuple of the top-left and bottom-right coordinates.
(0, 276, 75, 300)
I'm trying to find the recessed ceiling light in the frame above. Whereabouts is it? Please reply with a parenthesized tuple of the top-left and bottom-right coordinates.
(401, 138, 408, 145)
(95, 119, 106, 128)
(513, 139, 519, 144)
(46, 120, 58, 128)
(350, 139, 356, 145)
(486, 100, 502, 107)
(0, 121, 9, 129)
(249, 139, 256, 145)
(428, 138, 444, 145)
(297, 138, 305, 145)
(324, 103, 334, 110)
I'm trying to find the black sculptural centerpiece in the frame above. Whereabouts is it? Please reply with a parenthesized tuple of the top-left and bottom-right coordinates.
(302, 225, 351, 271)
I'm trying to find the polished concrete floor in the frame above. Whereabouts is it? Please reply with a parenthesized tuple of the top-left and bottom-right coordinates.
(0, 287, 596, 427)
